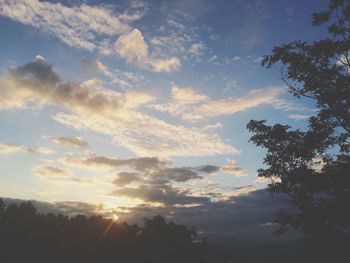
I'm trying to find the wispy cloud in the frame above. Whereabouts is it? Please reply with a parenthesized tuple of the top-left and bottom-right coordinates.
(150, 85, 285, 121)
(48, 136, 88, 148)
(0, 1, 181, 73)
(0, 0, 142, 51)
(221, 159, 247, 177)
(33, 164, 72, 179)
(0, 143, 53, 155)
(288, 114, 310, 121)
(0, 58, 235, 157)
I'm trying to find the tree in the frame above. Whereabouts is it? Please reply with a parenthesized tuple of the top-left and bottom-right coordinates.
(247, 0, 350, 258)
(0, 200, 203, 263)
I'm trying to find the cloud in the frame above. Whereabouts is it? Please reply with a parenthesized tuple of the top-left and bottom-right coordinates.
(111, 77, 133, 90)
(149, 84, 209, 116)
(221, 160, 247, 177)
(254, 56, 264, 64)
(60, 154, 202, 182)
(171, 84, 209, 104)
(272, 98, 310, 112)
(0, 57, 124, 114)
(0, 58, 235, 157)
(113, 172, 143, 187)
(208, 55, 218, 63)
(288, 114, 310, 121)
(53, 111, 236, 157)
(195, 159, 247, 177)
(181, 87, 283, 121)
(48, 136, 88, 148)
(152, 167, 202, 182)
(150, 57, 181, 72)
(0, 143, 53, 155)
(111, 183, 209, 206)
(79, 58, 114, 78)
(150, 85, 284, 121)
(201, 122, 223, 130)
(188, 43, 206, 57)
(0, 0, 141, 51)
(115, 28, 149, 65)
(0, 1, 183, 73)
(197, 165, 221, 174)
(33, 165, 72, 179)
(60, 155, 167, 172)
(115, 28, 181, 72)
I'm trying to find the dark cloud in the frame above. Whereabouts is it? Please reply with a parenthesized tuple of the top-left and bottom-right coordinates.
(111, 183, 209, 205)
(113, 172, 143, 186)
(3, 56, 122, 114)
(10, 56, 61, 85)
(196, 165, 220, 174)
(153, 167, 202, 182)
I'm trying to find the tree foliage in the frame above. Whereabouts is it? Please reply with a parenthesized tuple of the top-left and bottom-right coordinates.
(247, 0, 350, 258)
(0, 200, 203, 263)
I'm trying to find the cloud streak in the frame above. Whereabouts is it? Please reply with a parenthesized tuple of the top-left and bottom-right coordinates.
(0, 0, 138, 50)
(0, 143, 53, 155)
(33, 165, 72, 179)
(48, 136, 88, 148)
(150, 85, 285, 121)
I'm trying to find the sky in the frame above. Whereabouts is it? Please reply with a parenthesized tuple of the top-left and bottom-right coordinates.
(0, 0, 329, 241)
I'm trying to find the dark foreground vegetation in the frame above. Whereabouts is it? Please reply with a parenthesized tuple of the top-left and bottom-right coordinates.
(1, 198, 349, 263)
(246, 0, 350, 262)
(0, 199, 204, 263)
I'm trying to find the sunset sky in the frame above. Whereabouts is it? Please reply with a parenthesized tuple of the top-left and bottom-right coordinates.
(0, 0, 328, 240)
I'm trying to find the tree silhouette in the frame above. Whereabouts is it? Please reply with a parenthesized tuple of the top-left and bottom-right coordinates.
(247, 0, 350, 261)
(0, 200, 203, 263)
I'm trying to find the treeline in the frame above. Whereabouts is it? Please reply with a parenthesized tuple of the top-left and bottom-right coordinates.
(0, 199, 204, 263)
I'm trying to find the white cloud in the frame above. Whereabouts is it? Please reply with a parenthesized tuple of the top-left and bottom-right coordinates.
(221, 160, 247, 177)
(254, 56, 264, 64)
(200, 122, 223, 130)
(115, 28, 149, 65)
(0, 0, 140, 51)
(53, 111, 237, 157)
(188, 43, 206, 57)
(111, 77, 133, 89)
(150, 57, 181, 72)
(149, 84, 209, 117)
(272, 98, 310, 112)
(33, 164, 72, 179)
(0, 58, 235, 157)
(150, 86, 285, 121)
(48, 136, 88, 148)
(181, 87, 283, 121)
(208, 55, 218, 63)
(288, 114, 310, 121)
(115, 28, 181, 72)
(171, 84, 209, 104)
(0, 143, 53, 155)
